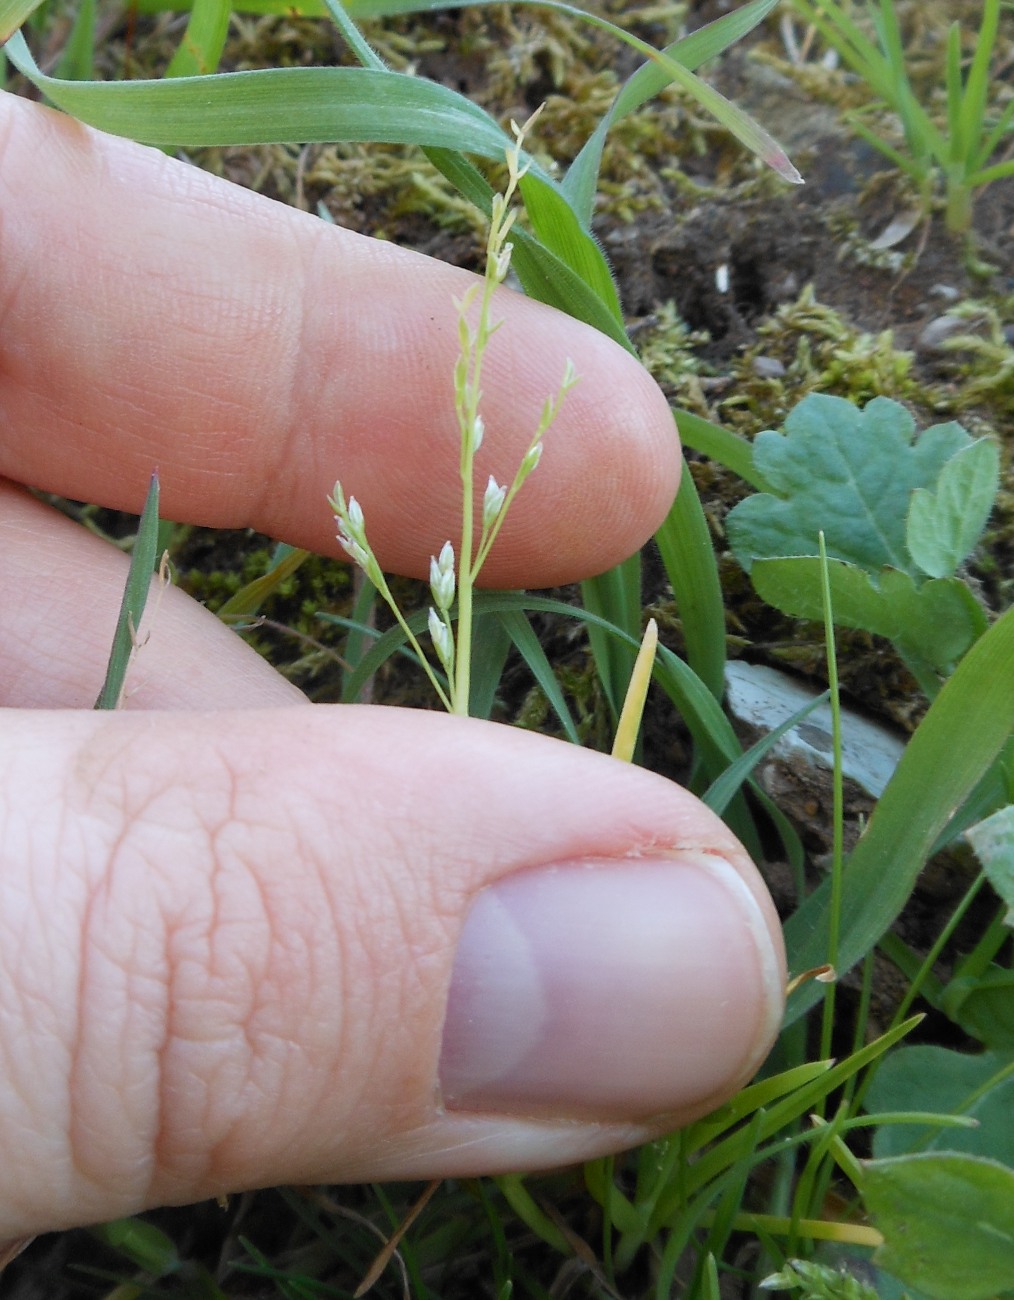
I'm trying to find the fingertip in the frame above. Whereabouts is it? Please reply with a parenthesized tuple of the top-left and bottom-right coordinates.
(0, 95, 679, 588)
(302, 265, 683, 586)
(437, 849, 783, 1123)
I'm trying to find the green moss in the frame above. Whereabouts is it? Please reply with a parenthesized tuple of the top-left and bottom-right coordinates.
(924, 299, 1014, 408)
(633, 299, 711, 412)
(717, 285, 917, 433)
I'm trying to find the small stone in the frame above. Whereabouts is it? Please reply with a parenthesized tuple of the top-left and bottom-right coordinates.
(752, 355, 787, 379)
(917, 315, 965, 352)
(724, 661, 905, 799)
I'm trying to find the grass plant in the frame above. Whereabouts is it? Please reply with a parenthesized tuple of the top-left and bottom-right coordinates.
(8, 0, 1014, 1295)
(788, 0, 1014, 233)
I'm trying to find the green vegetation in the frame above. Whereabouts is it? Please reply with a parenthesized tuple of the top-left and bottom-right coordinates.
(727, 394, 997, 692)
(788, 0, 1014, 233)
(7, 0, 1014, 1295)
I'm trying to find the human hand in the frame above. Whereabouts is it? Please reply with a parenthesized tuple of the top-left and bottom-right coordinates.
(0, 91, 785, 1240)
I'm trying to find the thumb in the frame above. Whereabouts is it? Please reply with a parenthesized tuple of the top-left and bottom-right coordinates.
(0, 705, 784, 1238)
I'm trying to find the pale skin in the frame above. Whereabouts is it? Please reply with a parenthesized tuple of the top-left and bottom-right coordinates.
(0, 91, 787, 1242)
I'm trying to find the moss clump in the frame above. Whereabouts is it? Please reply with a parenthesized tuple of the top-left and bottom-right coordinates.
(716, 285, 917, 434)
(632, 299, 712, 412)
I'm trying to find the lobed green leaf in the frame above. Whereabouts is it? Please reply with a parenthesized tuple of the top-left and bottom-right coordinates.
(750, 557, 987, 675)
(863, 1152, 1014, 1300)
(727, 395, 973, 579)
(906, 436, 1000, 580)
(967, 804, 1014, 924)
(866, 1044, 1014, 1165)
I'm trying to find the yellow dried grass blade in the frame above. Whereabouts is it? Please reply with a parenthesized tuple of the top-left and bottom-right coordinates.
(611, 617, 657, 763)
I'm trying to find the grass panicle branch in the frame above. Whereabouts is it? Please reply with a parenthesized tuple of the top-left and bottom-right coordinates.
(329, 108, 576, 717)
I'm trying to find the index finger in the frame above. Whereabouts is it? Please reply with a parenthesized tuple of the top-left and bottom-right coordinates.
(0, 93, 679, 587)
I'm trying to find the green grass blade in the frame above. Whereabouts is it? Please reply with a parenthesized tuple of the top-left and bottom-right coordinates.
(95, 472, 161, 710)
(341, 574, 379, 701)
(165, 0, 231, 76)
(970, 96, 1014, 177)
(846, 114, 924, 180)
(685, 1061, 835, 1155)
(580, 555, 641, 719)
(563, 0, 783, 220)
(804, 0, 944, 168)
(959, 0, 1000, 166)
(677, 1018, 921, 1205)
(784, 602, 1014, 1025)
(871, 0, 942, 168)
(466, 606, 513, 721)
(321, 0, 386, 67)
(362, 589, 765, 857)
(317, 0, 678, 329)
(873, 0, 907, 85)
(4, 32, 513, 155)
(967, 156, 1014, 189)
(317, 608, 444, 699)
(518, 170, 623, 323)
(703, 691, 830, 816)
(944, 22, 966, 164)
(654, 458, 727, 701)
(216, 545, 310, 621)
(0, 0, 42, 42)
(472, 591, 742, 757)
(54, 0, 95, 80)
(492, 608, 580, 743)
(422, 148, 631, 348)
(354, 0, 803, 213)
(674, 407, 770, 490)
(13, 15, 632, 344)
(801, 0, 892, 97)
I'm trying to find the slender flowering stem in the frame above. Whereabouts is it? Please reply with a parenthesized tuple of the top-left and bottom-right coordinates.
(328, 482, 454, 712)
(450, 109, 568, 715)
(327, 108, 575, 718)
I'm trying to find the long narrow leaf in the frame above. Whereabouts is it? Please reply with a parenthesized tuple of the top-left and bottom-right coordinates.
(5, 33, 515, 154)
(956, 0, 999, 164)
(973, 92, 1014, 176)
(216, 545, 310, 621)
(323, 0, 625, 326)
(784, 603, 1014, 1024)
(465, 606, 513, 721)
(95, 472, 161, 710)
(518, 170, 623, 322)
(54, 0, 95, 80)
(0, 0, 40, 42)
(674, 408, 770, 490)
(944, 22, 966, 163)
(494, 608, 580, 744)
(165, 0, 231, 77)
(423, 148, 631, 347)
(321, 0, 385, 67)
(703, 691, 830, 816)
(554, 0, 782, 220)
(341, 590, 736, 758)
(654, 458, 727, 701)
(580, 554, 642, 718)
(11, 16, 632, 343)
